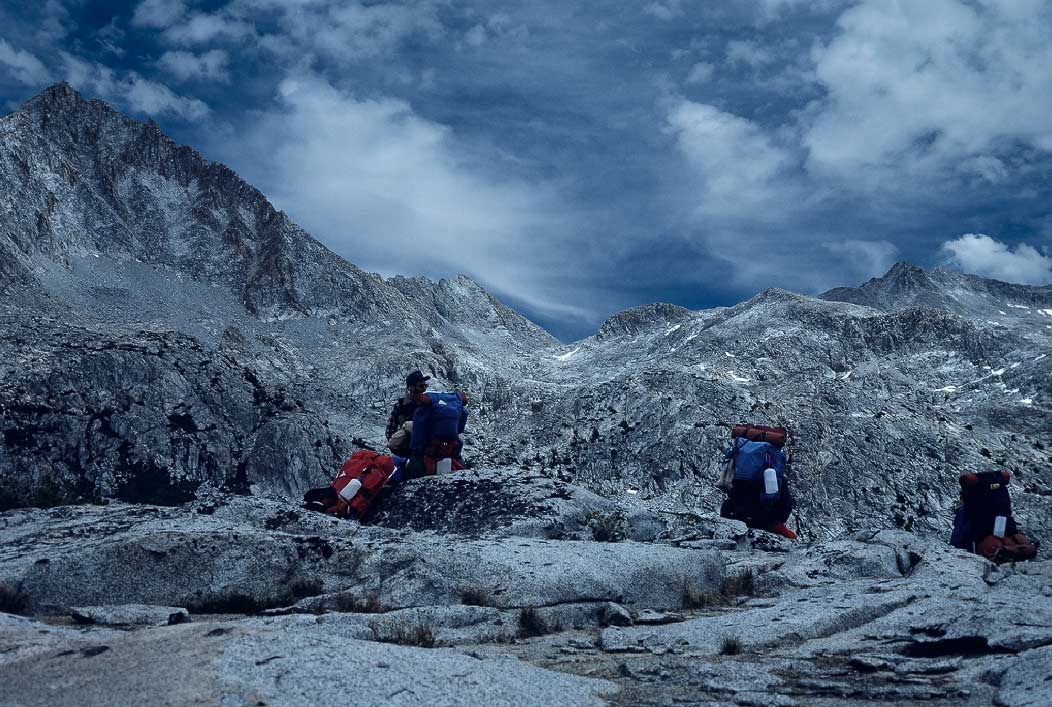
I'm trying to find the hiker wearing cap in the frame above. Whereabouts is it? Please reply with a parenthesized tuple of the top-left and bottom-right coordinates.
(386, 370, 430, 457)
(405, 390, 469, 480)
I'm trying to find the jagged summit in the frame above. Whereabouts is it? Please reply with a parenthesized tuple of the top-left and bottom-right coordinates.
(820, 261, 944, 311)
(17, 81, 82, 111)
(0, 82, 553, 350)
(821, 260, 1052, 318)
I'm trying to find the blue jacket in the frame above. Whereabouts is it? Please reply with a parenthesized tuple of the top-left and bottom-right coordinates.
(410, 392, 467, 454)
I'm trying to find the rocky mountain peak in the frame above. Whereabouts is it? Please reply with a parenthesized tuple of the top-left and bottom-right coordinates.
(821, 261, 1052, 321)
(882, 259, 937, 290)
(594, 302, 692, 341)
(18, 81, 83, 113)
(821, 261, 950, 312)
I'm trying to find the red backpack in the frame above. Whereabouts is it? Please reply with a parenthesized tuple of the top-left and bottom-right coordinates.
(952, 471, 1039, 563)
(421, 439, 466, 476)
(303, 450, 396, 520)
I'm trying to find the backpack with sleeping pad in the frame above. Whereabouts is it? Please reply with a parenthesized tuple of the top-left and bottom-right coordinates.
(718, 424, 795, 538)
(303, 450, 402, 521)
(950, 470, 1038, 563)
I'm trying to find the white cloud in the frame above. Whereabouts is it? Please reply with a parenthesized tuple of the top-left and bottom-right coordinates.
(822, 239, 899, 281)
(158, 49, 230, 82)
(959, 155, 1009, 184)
(465, 24, 487, 47)
(0, 39, 50, 85)
(665, 99, 794, 211)
(162, 12, 254, 45)
(644, 1, 684, 21)
(219, 75, 591, 323)
(755, 0, 853, 22)
(61, 54, 210, 121)
(132, 0, 188, 29)
(805, 0, 1052, 177)
(941, 234, 1052, 285)
(37, 0, 73, 44)
(725, 40, 774, 67)
(231, 0, 445, 62)
(685, 61, 714, 84)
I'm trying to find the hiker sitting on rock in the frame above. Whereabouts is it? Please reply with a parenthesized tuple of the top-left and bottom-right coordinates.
(405, 388, 469, 479)
(386, 370, 429, 457)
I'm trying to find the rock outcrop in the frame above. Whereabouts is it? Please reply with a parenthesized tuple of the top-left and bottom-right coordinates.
(1, 481, 1049, 706)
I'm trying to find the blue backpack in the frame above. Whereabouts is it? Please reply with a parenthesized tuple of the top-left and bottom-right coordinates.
(411, 392, 467, 453)
(724, 437, 787, 507)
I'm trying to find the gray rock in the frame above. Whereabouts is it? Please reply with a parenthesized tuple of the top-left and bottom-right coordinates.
(601, 603, 633, 627)
(0, 495, 724, 615)
(996, 645, 1052, 707)
(70, 604, 190, 627)
(634, 609, 681, 625)
(599, 583, 918, 656)
(0, 612, 615, 707)
(368, 469, 617, 539)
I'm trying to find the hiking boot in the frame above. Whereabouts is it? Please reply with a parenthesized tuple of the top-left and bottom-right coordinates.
(768, 522, 797, 540)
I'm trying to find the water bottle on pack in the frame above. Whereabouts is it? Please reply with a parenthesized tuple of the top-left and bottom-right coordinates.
(436, 458, 453, 475)
(763, 467, 779, 495)
(338, 478, 362, 501)
(993, 515, 1007, 538)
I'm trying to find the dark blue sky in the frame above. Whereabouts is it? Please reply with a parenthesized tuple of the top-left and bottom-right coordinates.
(3, 0, 1052, 340)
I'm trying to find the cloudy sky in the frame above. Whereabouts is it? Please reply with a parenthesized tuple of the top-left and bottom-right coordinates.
(2, 0, 1052, 339)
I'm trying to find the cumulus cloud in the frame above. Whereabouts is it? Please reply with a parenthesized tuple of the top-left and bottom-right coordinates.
(0, 39, 51, 85)
(940, 234, 1052, 285)
(805, 0, 1052, 177)
(218, 75, 591, 323)
(158, 49, 229, 82)
(132, 0, 188, 29)
(61, 54, 210, 121)
(665, 98, 794, 212)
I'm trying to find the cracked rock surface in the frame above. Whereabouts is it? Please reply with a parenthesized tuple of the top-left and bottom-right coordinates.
(0, 482, 1050, 706)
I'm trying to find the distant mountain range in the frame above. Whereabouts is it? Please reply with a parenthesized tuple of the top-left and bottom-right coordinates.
(1, 84, 1049, 542)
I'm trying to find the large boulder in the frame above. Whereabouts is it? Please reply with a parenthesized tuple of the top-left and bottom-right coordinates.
(0, 493, 722, 615)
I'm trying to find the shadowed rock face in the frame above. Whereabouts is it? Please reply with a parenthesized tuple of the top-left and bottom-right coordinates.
(1, 83, 1050, 545)
(0, 314, 342, 509)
